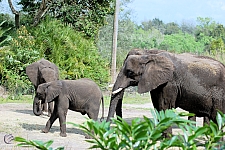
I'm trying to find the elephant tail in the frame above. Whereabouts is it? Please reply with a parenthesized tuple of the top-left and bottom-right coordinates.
(100, 95, 104, 122)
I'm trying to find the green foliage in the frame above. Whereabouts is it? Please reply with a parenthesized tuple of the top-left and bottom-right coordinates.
(18, 0, 114, 39)
(0, 95, 33, 104)
(1, 18, 109, 98)
(98, 16, 138, 68)
(14, 137, 64, 150)
(0, 25, 38, 98)
(210, 38, 225, 55)
(158, 32, 205, 54)
(77, 109, 225, 150)
(132, 27, 164, 49)
(0, 20, 12, 46)
(31, 19, 109, 86)
(164, 22, 180, 35)
(14, 109, 225, 150)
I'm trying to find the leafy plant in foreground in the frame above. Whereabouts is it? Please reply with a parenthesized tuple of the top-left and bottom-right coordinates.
(14, 137, 64, 150)
(15, 109, 225, 150)
(77, 109, 225, 150)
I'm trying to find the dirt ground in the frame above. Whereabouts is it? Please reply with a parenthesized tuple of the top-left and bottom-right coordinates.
(0, 101, 203, 150)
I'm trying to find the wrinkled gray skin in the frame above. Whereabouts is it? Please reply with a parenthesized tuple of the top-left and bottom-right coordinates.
(26, 58, 59, 117)
(107, 49, 225, 136)
(114, 49, 205, 124)
(36, 78, 104, 137)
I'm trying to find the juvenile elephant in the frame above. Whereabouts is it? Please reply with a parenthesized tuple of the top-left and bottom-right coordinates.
(107, 49, 225, 135)
(36, 78, 104, 137)
(26, 58, 59, 116)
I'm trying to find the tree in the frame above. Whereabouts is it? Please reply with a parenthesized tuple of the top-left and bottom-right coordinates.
(164, 22, 180, 35)
(151, 18, 165, 33)
(8, 0, 20, 28)
(180, 20, 196, 35)
(140, 20, 153, 31)
(111, 0, 120, 84)
(158, 32, 204, 54)
(18, 0, 115, 39)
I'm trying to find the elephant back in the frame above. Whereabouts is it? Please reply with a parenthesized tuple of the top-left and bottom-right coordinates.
(64, 79, 102, 109)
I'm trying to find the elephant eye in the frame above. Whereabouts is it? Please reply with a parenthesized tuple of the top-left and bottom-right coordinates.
(126, 70, 135, 78)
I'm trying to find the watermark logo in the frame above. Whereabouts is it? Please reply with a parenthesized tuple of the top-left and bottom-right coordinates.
(4, 134, 14, 144)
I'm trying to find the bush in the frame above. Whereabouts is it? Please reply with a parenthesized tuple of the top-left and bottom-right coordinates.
(0, 25, 38, 98)
(14, 109, 225, 149)
(77, 109, 225, 150)
(0, 18, 109, 98)
(31, 18, 109, 87)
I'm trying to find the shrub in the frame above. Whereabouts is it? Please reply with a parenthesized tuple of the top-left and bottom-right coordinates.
(1, 18, 109, 98)
(14, 109, 225, 149)
(31, 18, 109, 87)
(77, 109, 225, 150)
(0, 25, 38, 98)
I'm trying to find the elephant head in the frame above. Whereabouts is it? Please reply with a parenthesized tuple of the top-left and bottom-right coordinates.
(34, 81, 62, 116)
(107, 51, 174, 121)
(26, 58, 59, 89)
(26, 58, 59, 116)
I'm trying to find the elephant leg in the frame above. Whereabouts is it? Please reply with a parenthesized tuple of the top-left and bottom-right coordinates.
(188, 116, 196, 121)
(58, 107, 68, 137)
(86, 106, 100, 139)
(116, 98, 123, 121)
(48, 102, 54, 117)
(203, 116, 210, 125)
(151, 83, 177, 138)
(42, 106, 58, 133)
(87, 106, 100, 121)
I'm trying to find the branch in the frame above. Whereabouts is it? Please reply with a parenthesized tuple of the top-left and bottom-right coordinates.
(33, 0, 50, 26)
(7, 0, 19, 15)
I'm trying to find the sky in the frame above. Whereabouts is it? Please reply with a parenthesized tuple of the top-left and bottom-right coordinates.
(1, 0, 225, 26)
(0, 0, 20, 13)
(127, 0, 225, 25)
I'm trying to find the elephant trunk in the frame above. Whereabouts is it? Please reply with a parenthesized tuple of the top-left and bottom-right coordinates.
(106, 83, 125, 122)
(33, 96, 42, 116)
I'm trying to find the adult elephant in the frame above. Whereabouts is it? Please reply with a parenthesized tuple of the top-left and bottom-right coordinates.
(26, 58, 59, 116)
(111, 49, 165, 118)
(35, 78, 104, 137)
(106, 50, 225, 134)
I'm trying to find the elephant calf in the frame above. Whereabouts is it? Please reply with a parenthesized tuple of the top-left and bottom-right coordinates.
(35, 78, 104, 137)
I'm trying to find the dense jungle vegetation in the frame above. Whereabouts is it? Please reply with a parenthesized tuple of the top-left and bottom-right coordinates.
(0, 0, 225, 98)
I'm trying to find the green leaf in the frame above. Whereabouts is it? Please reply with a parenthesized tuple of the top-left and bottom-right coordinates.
(44, 140, 54, 148)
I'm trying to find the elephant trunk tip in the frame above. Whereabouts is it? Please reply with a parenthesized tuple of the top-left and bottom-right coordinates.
(33, 99, 42, 116)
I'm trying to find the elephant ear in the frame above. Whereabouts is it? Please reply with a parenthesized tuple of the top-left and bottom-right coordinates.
(49, 63, 59, 80)
(138, 54, 174, 93)
(45, 80, 62, 103)
(26, 61, 39, 87)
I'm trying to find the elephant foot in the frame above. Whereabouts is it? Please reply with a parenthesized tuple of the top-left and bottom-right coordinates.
(41, 129, 49, 133)
(60, 132, 67, 137)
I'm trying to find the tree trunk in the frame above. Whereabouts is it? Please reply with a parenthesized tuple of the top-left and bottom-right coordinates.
(111, 0, 120, 84)
(33, 0, 49, 26)
(8, 0, 20, 28)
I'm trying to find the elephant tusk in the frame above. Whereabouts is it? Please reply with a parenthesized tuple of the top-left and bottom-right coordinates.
(112, 88, 123, 95)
